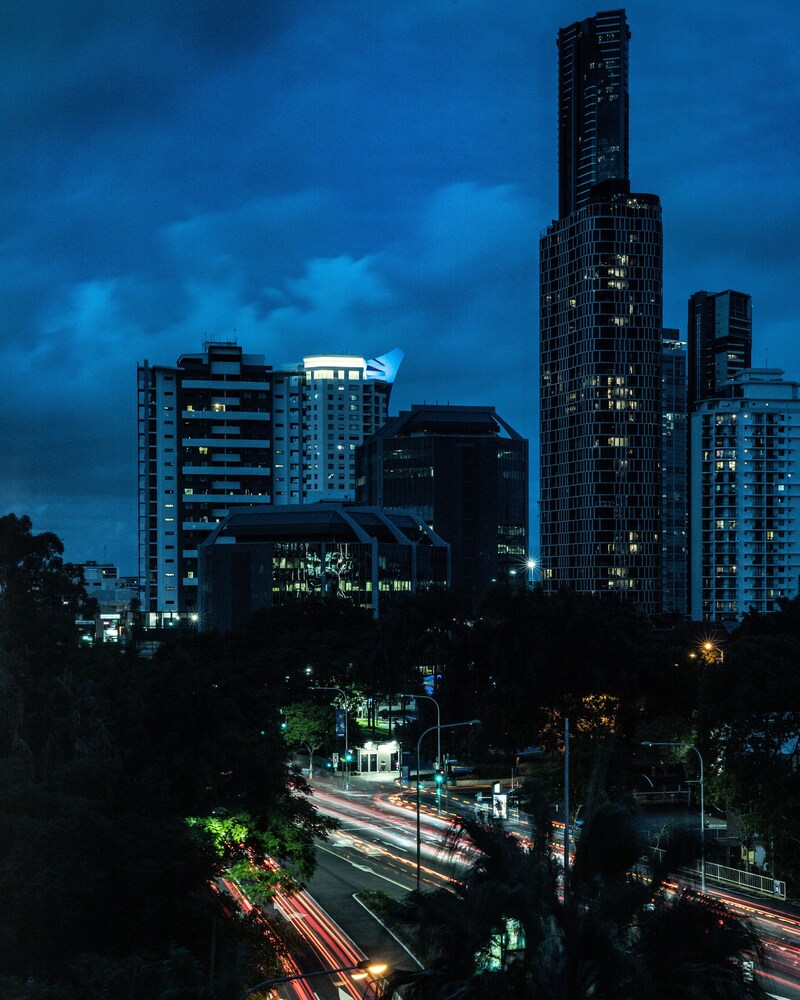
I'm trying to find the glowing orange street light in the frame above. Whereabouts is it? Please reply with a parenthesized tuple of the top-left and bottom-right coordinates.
(241, 959, 389, 997)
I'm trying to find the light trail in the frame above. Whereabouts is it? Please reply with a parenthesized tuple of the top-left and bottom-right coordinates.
(315, 781, 800, 996)
(221, 877, 317, 1000)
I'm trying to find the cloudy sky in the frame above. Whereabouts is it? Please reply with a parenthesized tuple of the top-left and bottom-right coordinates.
(3, 0, 798, 573)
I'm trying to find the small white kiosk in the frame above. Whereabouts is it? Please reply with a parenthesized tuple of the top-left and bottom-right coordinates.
(355, 739, 401, 780)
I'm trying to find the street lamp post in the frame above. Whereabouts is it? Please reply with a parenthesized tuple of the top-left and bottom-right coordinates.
(240, 959, 388, 999)
(416, 720, 479, 891)
(401, 693, 441, 811)
(313, 686, 350, 791)
(643, 740, 705, 892)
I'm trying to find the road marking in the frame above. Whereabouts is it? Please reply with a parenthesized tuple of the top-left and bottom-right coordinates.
(317, 843, 410, 890)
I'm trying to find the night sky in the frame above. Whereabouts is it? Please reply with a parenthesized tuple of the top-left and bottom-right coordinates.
(3, 1, 798, 574)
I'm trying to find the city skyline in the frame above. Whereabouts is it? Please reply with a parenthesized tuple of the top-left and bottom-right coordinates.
(3, 1, 799, 573)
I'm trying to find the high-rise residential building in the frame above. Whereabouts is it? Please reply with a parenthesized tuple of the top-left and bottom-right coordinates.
(272, 350, 403, 505)
(690, 369, 800, 621)
(356, 405, 528, 606)
(687, 290, 752, 408)
(661, 332, 688, 615)
(686, 290, 753, 613)
(137, 341, 401, 622)
(540, 9, 663, 613)
(558, 9, 630, 218)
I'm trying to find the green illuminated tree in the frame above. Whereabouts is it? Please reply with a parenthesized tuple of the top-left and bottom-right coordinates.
(283, 702, 334, 777)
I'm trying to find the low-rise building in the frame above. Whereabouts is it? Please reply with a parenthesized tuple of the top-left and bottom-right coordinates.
(198, 503, 449, 630)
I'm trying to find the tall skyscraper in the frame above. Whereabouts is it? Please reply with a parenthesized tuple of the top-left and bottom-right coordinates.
(356, 405, 528, 606)
(690, 369, 800, 621)
(558, 9, 630, 218)
(137, 341, 401, 622)
(540, 10, 663, 612)
(687, 290, 753, 408)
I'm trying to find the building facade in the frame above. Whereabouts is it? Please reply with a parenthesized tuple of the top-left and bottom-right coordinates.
(687, 290, 752, 408)
(356, 405, 528, 605)
(197, 504, 449, 630)
(690, 370, 800, 621)
(661, 332, 688, 615)
(138, 342, 401, 621)
(539, 10, 663, 613)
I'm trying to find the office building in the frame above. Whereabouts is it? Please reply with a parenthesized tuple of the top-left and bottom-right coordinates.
(198, 504, 449, 630)
(661, 332, 688, 615)
(540, 11, 663, 612)
(687, 290, 752, 408)
(356, 405, 528, 605)
(138, 342, 401, 622)
(690, 369, 800, 621)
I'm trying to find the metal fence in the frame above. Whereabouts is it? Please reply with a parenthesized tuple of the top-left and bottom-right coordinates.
(700, 861, 786, 901)
(505, 808, 787, 900)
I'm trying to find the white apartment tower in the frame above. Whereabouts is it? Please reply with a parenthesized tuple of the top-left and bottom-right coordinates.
(272, 350, 403, 504)
(690, 369, 800, 621)
(138, 342, 402, 622)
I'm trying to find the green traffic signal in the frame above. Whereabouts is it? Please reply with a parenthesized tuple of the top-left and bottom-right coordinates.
(434, 769, 444, 785)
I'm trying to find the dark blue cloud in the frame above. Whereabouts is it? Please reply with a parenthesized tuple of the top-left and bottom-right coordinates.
(0, 0, 797, 571)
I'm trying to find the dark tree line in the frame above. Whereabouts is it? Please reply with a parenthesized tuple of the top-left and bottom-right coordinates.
(0, 514, 333, 999)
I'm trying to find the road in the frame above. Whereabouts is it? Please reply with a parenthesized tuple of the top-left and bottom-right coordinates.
(307, 774, 800, 1000)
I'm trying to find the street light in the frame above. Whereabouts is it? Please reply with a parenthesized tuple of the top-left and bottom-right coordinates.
(642, 741, 706, 892)
(701, 640, 724, 665)
(312, 686, 350, 791)
(400, 692, 441, 811)
(416, 720, 480, 891)
(240, 958, 388, 998)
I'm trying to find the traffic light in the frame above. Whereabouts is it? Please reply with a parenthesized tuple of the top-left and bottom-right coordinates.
(344, 750, 353, 764)
(434, 768, 445, 785)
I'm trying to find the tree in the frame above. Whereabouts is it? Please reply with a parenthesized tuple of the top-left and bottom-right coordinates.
(698, 634, 800, 886)
(283, 702, 333, 777)
(0, 513, 95, 651)
(387, 805, 765, 999)
(0, 530, 338, 996)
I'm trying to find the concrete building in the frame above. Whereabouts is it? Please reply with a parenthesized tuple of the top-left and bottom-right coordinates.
(197, 503, 449, 630)
(690, 369, 800, 621)
(356, 405, 528, 605)
(138, 342, 402, 623)
(79, 561, 138, 643)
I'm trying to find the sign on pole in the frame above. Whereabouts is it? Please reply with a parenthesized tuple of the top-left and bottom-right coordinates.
(335, 708, 346, 738)
(492, 792, 508, 820)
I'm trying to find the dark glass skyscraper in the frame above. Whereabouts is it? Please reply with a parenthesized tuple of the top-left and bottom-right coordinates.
(357, 405, 528, 607)
(540, 11, 663, 612)
(687, 289, 752, 408)
(558, 9, 630, 218)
